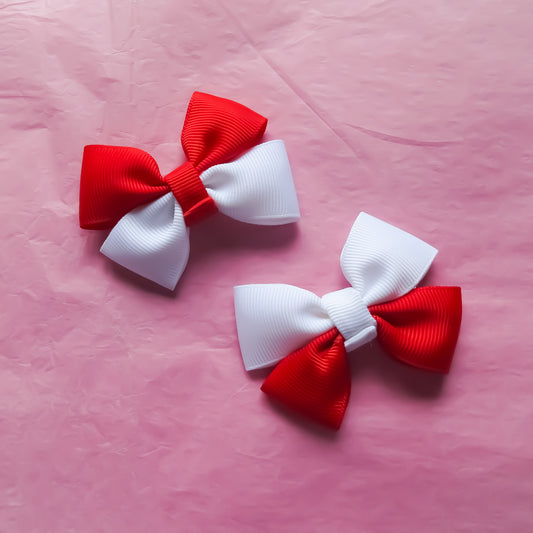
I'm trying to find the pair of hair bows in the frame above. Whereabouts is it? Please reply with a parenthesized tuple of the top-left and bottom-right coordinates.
(80, 92, 462, 430)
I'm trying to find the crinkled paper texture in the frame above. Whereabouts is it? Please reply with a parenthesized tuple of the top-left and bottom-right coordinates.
(1, 1, 532, 531)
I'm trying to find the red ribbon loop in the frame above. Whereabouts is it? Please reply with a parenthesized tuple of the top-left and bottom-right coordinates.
(261, 328, 350, 430)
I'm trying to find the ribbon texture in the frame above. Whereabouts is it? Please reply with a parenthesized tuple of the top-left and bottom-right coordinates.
(234, 213, 462, 429)
(79, 92, 300, 289)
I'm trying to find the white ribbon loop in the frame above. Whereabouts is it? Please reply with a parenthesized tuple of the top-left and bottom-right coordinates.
(203, 140, 300, 225)
(101, 193, 190, 290)
(341, 212, 438, 306)
(235, 213, 439, 369)
(101, 141, 300, 290)
(234, 284, 333, 370)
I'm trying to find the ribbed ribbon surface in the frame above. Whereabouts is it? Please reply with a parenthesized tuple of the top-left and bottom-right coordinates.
(79, 92, 300, 289)
(234, 213, 462, 429)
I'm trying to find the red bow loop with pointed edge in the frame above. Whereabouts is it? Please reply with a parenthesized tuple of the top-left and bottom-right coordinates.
(79, 91, 267, 229)
(79, 145, 168, 230)
(235, 213, 463, 430)
(369, 285, 463, 374)
(181, 91, 267, 172)
(261, 328, 350, 430)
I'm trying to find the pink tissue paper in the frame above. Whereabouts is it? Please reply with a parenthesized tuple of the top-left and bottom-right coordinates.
(1, 1, 532, 531)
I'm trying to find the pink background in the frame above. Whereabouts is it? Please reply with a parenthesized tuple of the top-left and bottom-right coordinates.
(1, 1, 532, 531)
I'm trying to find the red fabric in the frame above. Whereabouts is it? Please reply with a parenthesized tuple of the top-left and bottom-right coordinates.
(262, 286, 462, 430)
(79, 91, 267, 229)
(164, 162, 217, 225)
(369, 286, 462, 374)
(261, 329, 350, 431)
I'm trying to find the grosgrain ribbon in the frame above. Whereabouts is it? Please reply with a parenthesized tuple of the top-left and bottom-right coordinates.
(79, 92, 300, 289)
(234, 213, 462, 430)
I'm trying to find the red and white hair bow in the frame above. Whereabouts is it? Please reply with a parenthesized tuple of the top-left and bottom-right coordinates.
(79, 92, 300, 289)
(234, 213, 462, 430)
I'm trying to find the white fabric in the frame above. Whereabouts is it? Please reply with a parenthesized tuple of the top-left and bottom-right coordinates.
(321, 287, 377, 352)
(234, 284, 333, 370)
(235, 212, 438, 370)
(101, 141, 300, 290)
(341, 212, 437, 305)
(101, 193, 189, 291)
(203, 141, 300, 225)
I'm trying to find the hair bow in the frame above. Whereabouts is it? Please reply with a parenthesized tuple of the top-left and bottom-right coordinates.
(234, 213, 462, 430)
(79, 91, 300, 289)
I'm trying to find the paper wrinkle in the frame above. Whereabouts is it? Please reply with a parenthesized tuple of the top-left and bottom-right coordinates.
(1, 1, 533, 531)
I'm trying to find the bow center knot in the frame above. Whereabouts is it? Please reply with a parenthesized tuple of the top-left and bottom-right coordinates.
(321, 287, 377, 352)
(164, 161, 218, 226)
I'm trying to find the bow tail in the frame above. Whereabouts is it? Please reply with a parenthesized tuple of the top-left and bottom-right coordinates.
(369, 286, 462, 373)
(100, 193, 190, 290)
(261, 328, 351, 430)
